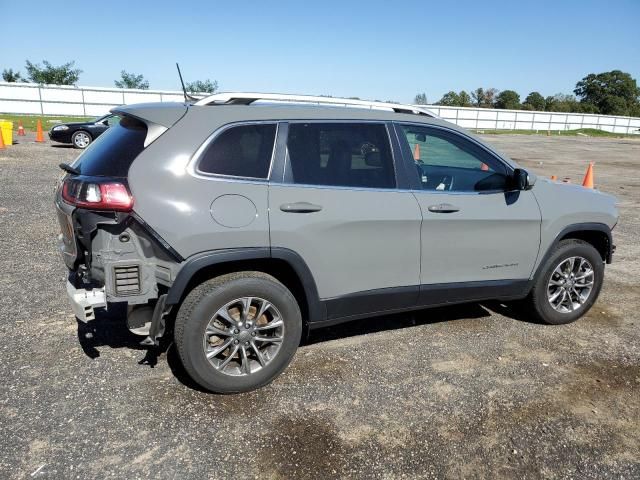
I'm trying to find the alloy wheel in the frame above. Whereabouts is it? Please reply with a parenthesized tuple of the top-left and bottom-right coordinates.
(546, 256, 595, 313)
(74, 132, 91, 148)
(202, 296, 284, 376)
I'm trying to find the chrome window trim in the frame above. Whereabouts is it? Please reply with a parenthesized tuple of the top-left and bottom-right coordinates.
(187, 121, 279, 182)
(410, 188, 504, 196)
(282, 119, 399, 190)
(269, 183, 502, 196)
(269, 181, 414, 193)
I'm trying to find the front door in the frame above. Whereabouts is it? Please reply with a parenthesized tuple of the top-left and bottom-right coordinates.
(394, 123, 541, 301)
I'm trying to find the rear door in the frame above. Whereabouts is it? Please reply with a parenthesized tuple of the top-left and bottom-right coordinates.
(268, 121, 422, 319)
(394, 123, 541, 300)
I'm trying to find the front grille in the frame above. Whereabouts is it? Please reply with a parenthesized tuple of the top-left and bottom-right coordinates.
(114, 265, 141, 296)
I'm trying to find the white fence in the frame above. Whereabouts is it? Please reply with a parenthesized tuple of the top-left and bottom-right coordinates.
(0, 82, 187, 117)
(423, 105, 640, 135)
(1, 81, 639, 134)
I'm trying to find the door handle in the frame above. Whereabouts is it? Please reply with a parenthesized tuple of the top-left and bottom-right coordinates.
(280, 202, 323, 213)
(427, 203, 460, 213)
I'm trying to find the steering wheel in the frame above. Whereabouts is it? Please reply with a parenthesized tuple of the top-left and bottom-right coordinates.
(437, 175, 454, 191)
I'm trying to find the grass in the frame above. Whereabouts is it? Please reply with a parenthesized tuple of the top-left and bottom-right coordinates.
(472, 128, 639, 138)
(0, 114, 93, 131)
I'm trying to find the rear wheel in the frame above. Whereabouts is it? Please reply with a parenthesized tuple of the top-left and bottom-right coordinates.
(72, 130, 92, 149)
(527, 239, 604, 325)
(174, 272, 302, 393)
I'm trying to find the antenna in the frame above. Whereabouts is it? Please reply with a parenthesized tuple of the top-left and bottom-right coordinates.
(176, 63, 197, 103)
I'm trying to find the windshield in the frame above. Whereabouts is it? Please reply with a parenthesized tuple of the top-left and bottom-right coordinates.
(92, 114, 110, 123)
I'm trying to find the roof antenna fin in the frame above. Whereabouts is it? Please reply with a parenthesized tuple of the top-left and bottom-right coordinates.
(176, 63, 198, 103)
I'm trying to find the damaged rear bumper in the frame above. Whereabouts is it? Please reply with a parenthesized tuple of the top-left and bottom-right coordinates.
(66, 280, 107, 322)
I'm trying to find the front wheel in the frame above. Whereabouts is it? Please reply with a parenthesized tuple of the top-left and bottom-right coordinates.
(71, 130, 92, 149)
(174, 272, 302, 393)
(527, 239, 604, 325)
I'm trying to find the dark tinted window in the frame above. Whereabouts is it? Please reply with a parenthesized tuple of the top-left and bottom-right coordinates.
(75, 116, 147, 177)
(287, 123, 395, 188)
(198, 124, 277, 178)
(398, 124, 508, 192)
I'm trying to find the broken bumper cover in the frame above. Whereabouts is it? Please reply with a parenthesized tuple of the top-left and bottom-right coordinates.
(66, 280, 107, 322)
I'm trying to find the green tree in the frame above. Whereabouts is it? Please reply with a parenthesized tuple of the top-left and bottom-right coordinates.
(574, 70, 640, 115)
(438, 91, 461, 106)
(25, 60, 81, 85)
(471, 87, 499, 107)
(523, 91, 545, 111)
(186, 79, 218, 94)
(413, 92, 428, 104)
(471, 88, 485, 107)
(494, 90, 521, 109)
(2, 68, 24, 82)
(544, 93, 587, 113)
(115, 70, 149, 90)
(458, 90, 472, 107)
(599, 95, 629, 116)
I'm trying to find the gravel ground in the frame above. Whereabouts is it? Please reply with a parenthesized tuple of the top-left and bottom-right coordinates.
(0, 132, 638, 479)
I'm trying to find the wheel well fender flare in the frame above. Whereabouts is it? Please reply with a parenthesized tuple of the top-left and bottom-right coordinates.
(533, 222, 613, 280)
(165, 247, 325, 322)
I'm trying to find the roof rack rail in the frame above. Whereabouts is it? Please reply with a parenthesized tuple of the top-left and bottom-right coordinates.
(194, 92, 436, 117)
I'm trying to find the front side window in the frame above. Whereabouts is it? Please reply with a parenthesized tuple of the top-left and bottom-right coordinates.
(198, 123, 277, 178)
(286, 123, 395, 189)
(398, 124, 508, 192)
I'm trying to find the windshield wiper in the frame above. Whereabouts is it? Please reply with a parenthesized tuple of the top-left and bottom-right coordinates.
(58, 163, 81, 175)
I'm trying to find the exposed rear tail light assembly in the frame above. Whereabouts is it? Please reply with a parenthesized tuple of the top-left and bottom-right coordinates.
(62, 178, 134, 212)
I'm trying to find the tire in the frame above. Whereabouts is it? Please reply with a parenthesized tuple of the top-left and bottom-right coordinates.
(71, 130, 92, 149)
(174, 272, 302, 393)
(527, 239, 604, 325)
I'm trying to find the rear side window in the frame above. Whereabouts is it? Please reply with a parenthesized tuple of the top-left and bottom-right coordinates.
(75, 116, 147, 177)
(198, 124, 277, 178)
(287, 123, 395, 189)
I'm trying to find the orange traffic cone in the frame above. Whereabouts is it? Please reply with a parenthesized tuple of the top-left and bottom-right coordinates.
(35, 119, 45, 143)
(550, 175, 557, 181)
(0, 128, 5, 149)
(582, 163, 594, 189)
(480, 162, 489, 171)
(17, 120, 25, 136)
(413, 143, 420, 161)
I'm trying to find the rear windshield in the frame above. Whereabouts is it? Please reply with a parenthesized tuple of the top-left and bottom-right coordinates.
(73, 116, 147, 177)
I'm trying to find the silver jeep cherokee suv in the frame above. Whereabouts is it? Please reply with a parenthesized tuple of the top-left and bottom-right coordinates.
(55, 93, 618, 393)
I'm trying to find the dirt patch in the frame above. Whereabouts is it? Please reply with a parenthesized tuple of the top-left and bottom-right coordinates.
(261, 413, 349, 479)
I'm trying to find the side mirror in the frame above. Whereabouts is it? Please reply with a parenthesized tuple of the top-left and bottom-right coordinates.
(512, 168, 530, 190)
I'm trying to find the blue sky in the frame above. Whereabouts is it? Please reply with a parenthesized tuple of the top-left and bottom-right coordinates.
(4, 0, 640, 103)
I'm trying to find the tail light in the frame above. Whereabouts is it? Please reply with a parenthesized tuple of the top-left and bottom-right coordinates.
(62, 178, 133, 212)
